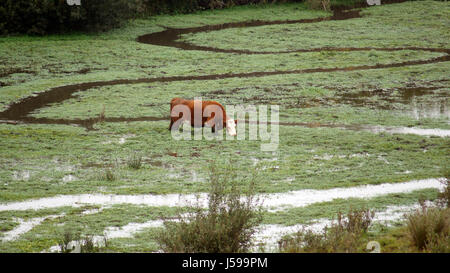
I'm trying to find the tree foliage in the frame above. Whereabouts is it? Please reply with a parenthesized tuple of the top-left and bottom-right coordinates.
(0, 0, 295, 35)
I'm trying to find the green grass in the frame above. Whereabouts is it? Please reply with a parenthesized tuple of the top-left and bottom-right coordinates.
(0, 1, 449, 252)
(0, 120, 448, 202)
(0, 205, 182, 253)
(181, 2, 450, 51)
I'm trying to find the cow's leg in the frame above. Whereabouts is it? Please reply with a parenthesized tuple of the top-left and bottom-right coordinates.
(170, 117, 183, 131)
(205, 116, 216, 133)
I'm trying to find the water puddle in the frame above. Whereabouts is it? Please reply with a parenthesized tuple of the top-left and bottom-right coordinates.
(2, 214, 64, 242)
(410, 100, 449, 120)
(337, 86, 449, 119)
(40, 202, 430, 252)
(101, 134, 136, 145)
(361, 125, 450, 137)
(0, 192, 205, 212)
(0, 178, 444, 212)
(62, 175, 77, 183)
(275, 121, 450, 137)
(46, 215, 188, 252)
(264, 178, 444, 211)
(47, 219, 165, 252)
(12, 171, 31, 181)
(81, 207, 105, 215)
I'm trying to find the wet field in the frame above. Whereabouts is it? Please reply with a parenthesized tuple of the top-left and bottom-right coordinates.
(0, 1, 449, 252)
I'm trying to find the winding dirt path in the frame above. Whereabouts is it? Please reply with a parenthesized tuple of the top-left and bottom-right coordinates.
(0, 0, 448, 132)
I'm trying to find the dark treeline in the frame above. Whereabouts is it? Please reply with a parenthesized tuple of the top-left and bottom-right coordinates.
(0, 0, 300, 35)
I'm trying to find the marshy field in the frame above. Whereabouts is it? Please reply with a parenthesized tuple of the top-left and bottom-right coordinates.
(0, 0, 449, 253)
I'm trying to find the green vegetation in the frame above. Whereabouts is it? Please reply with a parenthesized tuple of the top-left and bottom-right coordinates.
(1, 0, 298, 35)
(263, 189, 441, 225)
(157, 164, 263, 253)
(0, 1, 448, 252)
(406, 203, 449, 252)
(279, 208, 375, 253)
(278, 186, 449, 253)
(181, 2, 450, 51)
(0, 205, 182, 252)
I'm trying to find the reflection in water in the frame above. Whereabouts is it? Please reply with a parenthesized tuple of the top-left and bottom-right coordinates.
(409, 98, 449, 120)
(338, 85, 449, 121)
(0, 178, 444, 212)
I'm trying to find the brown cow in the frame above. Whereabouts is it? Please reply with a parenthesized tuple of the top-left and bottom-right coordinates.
(169, 98, 237, 136)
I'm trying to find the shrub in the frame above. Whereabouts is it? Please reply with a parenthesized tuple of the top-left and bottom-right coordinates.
(0, 0, 300, 35)
(0, 0, 145, 35)
(58, 229, 78, 253)
(156, 163, 263, 253)
(279, 208, 374, 253)
(406, 202, 449, 252)
(336, 208, 374, 234)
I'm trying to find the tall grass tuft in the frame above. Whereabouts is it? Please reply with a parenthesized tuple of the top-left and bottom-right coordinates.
(156, 163, 263, 253)
(58, 230, 78, 253)
(98, 105, 106, 123)
(58, 231, 109, 253)
(279, 208, 374, 253)
(127, 153, 143, 170)
(406, 201, 449, 252)
(100, 168, 116, 181)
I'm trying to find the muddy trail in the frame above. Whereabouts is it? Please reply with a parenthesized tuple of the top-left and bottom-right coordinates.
(0, 0, 449, 133)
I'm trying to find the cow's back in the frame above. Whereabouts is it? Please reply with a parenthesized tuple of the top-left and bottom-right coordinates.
(170, 98, 228, 126)
(170, 98, 186, 110)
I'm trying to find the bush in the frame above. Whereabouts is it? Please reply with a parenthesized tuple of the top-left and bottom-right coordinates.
(0, 0, 147, 35)
(406, 202, 449, 252)
(279, 208, 374, 253)
(336, 208, 373, 234)
(156, 163, 263, 253)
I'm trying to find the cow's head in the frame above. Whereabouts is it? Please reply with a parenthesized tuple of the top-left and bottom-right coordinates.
(226, 119, 237, 136)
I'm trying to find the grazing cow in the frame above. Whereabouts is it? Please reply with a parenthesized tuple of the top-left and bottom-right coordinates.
(169, 98, 237, 136)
